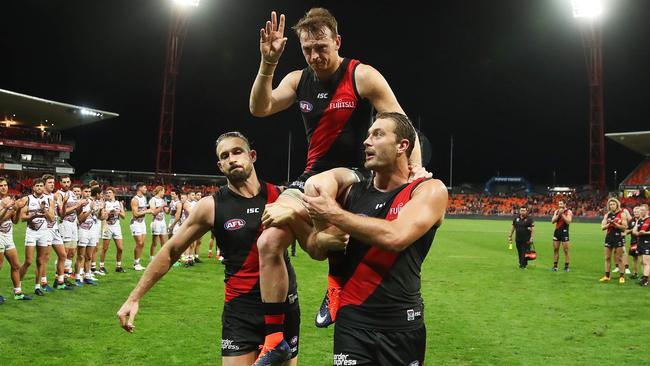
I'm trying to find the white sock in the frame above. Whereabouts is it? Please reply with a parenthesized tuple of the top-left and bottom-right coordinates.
(14, 287, 22, 294)
(134, 258, 140, 264)
(65, 259, 72, 268)
(116, 261, 122, 267)
(100, 262, 105, 267)
(58, 275, 64, 283)
(35, 284, 41, 290)
(150, 256, 154, 261)
(41, 276, 47, 284)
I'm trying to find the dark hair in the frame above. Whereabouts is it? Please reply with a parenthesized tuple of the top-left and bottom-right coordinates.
(375, 112, 416, 158)
(33, 178, 44, 186)
(81, 184, 90, 190)
(42, 174, 55, 182)
(135, 182, 146, 190)
(0, 176, 7, 184)
(215, 131, 251, 152)
(292, 7, 338, 39)
(59, 175, 70, 181)
(91, 186, 102, 196)
(106, 187, 115, 194)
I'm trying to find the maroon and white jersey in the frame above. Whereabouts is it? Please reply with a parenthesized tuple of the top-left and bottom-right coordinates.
(0, 195, 13, 235)
(26, 194, 49, 231)
(150, 196, 166, 222)
(79, 199, 96, 230)
(44, 192, 59, 228)
(58, 189, 78, 223)
(130, 195, 147, 224)
(105, 200, 122, 225)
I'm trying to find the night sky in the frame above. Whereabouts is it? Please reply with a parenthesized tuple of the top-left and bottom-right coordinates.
(2, 0, 649, 188)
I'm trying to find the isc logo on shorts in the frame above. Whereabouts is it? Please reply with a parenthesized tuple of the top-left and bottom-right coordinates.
(299, 100, 313, 113)
(224, 219, 246, 231)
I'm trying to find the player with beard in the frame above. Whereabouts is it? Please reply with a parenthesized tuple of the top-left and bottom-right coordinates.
(57, 177, 86, 276)
(118, 132, 322, 366)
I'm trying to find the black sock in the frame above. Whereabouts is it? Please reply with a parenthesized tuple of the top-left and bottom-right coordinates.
(605, 271, 610, 277)
(553, 262, 558, 268)
(625, 264, 630, 269)
(263, 302, 286, 337)
(643, 276, 648, 281)
(564, 263, 569, 269)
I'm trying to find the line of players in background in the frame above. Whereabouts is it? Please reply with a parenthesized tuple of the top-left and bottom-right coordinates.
(506, 197, 650, 285)
(0, 175, 215, 304)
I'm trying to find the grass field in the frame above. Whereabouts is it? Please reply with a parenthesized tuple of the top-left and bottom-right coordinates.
(0, 215, 648, 365)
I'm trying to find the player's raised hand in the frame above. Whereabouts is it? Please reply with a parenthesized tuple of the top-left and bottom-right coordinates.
(259, 11, 287, 64)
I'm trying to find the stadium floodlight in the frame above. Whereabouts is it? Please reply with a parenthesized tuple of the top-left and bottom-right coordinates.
(173, 0, 200, 7)
(572, 0, 603, 18)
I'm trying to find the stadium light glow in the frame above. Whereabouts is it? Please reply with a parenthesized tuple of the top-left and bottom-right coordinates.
(173, 0, 200, 7)
(79, 108, 103, 117)
(572, 0, 603, 18)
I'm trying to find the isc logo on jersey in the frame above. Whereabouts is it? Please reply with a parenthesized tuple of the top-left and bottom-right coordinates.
(224, 219, 246, 231)
(299, 100, 313, 113)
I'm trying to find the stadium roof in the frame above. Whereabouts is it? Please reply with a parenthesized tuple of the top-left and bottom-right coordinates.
(0, 88, 119, 131)
(605, 131, 650, 157)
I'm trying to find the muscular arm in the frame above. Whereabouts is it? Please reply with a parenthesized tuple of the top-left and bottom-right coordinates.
(355, 64, 422, 167)
(128, 198, 212, 300)
(131, 198, 149, 218)
(561, 210, 573, 224)
(250, 70, 301, 117)
(306, 179, 448, 252)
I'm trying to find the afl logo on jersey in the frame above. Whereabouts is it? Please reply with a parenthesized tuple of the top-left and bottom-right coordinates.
(224, 219, 246, 231)
(299, 100, 313, 113)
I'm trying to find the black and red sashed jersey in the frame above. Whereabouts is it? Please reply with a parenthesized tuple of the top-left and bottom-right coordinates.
(296, 58, 373, 174)
(212, 181, 298, 312)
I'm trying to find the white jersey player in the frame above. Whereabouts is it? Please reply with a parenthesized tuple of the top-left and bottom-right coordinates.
(149, 186, 169, 260)
(101, 187, 126, 273)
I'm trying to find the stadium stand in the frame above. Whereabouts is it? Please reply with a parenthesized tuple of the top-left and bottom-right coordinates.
(0, 88, 118, 177)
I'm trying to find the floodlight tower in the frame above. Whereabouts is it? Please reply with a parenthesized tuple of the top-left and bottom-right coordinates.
(156, 0, 200, 180)
(572, 0, 606, 192)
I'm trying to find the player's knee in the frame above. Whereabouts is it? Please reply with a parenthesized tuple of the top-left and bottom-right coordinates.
(258, 231, 288, 259)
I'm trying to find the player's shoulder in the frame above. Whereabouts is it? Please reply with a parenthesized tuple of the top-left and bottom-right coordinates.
(412, 179, 448, 202)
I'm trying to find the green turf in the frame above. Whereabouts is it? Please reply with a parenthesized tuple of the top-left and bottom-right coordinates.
(0, 215, 647, 365)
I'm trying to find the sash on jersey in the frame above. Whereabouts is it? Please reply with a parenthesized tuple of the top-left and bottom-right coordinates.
(339, 178, 425, 308)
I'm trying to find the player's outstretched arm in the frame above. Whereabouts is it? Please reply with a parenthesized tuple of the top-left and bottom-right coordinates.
(117, 197, 214, 333)
(304, 179, 448, 252)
